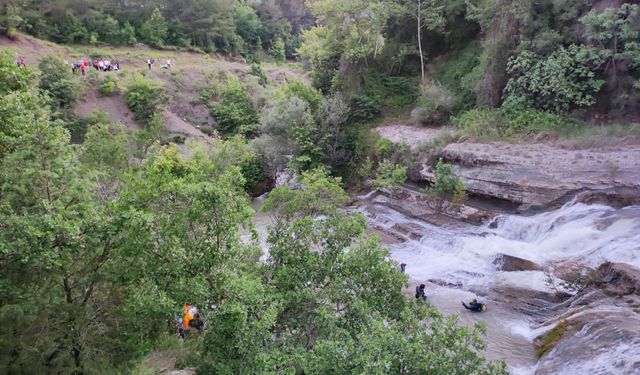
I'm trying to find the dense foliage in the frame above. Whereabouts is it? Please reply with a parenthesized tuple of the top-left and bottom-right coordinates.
(0, 0, 312, 57)
(0, 51, 510, 374)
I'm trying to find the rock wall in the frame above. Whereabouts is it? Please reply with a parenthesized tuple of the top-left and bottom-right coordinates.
(420, 142, 640, 209)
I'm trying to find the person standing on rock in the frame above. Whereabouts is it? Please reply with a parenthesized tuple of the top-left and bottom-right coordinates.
(415, 284, 427, 302)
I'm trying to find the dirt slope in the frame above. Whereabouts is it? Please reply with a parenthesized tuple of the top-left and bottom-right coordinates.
(1, 34, 308, 140)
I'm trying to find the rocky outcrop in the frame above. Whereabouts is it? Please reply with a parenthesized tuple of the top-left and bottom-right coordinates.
(575, 187, 640, 208)
(493, 254, 543, 272)
(590, 262, 640, 297)
(419, 142, 640, 208)
(375, 186, 493, 225)
(533, 262, 640, 374)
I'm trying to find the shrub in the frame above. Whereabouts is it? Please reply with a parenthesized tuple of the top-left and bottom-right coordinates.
(373, 159, 407, 189)
(124, 76, 167, 123)
(428, 158, 466, 207)
(453, 108, 578, 139)
(99, 76, 118, 96)
(275, 79, 322, 110)
(349, 93, 381, 122)
(503, 45, 604, 113)
(411, 81, 455, 126)
(0, 50, 37, 95)
(210, 76, 258, 136)
(250, 63, 269, 87)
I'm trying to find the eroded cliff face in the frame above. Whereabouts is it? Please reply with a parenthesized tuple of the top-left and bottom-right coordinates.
(420, 142, 640, 209)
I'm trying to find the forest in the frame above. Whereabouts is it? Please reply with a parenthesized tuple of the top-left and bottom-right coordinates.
(1, 0, 639, 374)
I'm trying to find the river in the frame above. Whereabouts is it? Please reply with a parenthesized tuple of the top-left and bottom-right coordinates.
(252, 193, 640, 374)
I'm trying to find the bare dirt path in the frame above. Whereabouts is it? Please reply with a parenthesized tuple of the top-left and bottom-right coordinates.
(374, 124, 454, 149)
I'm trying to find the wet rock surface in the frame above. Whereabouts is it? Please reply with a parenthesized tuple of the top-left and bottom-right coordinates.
(493, 254, 543, 272)
(533, 263, 640, 374)
(374, 186, 495, 225)
(575, 187, 640, 208)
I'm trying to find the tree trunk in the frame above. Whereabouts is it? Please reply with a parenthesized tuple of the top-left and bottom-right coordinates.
(417, 0, 425, 83)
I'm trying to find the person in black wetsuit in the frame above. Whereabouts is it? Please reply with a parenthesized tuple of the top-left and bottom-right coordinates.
(415, 284, 427, 302)
(461, 298, 485, 312)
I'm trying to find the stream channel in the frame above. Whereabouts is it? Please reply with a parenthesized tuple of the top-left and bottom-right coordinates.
(252, 193, 640, 374)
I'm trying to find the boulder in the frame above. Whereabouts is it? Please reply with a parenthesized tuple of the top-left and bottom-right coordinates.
(493, 253, 543, 272)
(590, 262, 640, 296)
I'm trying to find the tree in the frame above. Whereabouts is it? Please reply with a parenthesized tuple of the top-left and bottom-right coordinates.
(124, 76, 167, 124)
(0, 49, 37, 95)
(199, 169, 507, 374)
(210, 76, 259, 135)
(407, 0, 445, 83)
(270, 37, 286, 64)
(58, 10, 87, 44)
(140, 8, 168, 48)
(234, 4, 263, 48)
(119, 22, 137, 45)
(579, 4, 640, 112)
(38, 54, 80, 111)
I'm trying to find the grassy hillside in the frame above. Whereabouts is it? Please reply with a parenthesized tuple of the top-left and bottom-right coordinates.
(0, 33, 308, 141)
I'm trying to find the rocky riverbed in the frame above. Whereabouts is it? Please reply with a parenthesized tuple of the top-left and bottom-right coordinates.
(363, 125, 640, 374)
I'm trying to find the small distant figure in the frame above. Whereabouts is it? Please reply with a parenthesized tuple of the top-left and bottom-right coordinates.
(147, 58, 152, 70)
(400, 262, 407, 273)
(462, 298, 487, 312)
(114, 61, 120, 71)
(16, 56, 25, 67)
(415, 284, 427, 302)
(71, 63, 78, 75)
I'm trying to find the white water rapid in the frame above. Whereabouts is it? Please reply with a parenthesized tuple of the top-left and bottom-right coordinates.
(357, 197, 640, 374)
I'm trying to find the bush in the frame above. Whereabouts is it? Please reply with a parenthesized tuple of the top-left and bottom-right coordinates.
(275, 79, 322, 110)
(411, 81, 455, 126)
(210, 76, 258, 135)
(349, 93, 381, 122)
(373, 159, 407, 189)
(124, 76, 167, 123)
(428, 158, 466, 207)
(453, 108, 578, 139)
(503, 45, 604, 113)
(250, 63, 269, 87)
(99, 76, 118, 96)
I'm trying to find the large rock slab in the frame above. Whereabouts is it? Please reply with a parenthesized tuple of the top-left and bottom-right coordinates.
(421, 142, 640, 208)
(493, 253, 543, 272)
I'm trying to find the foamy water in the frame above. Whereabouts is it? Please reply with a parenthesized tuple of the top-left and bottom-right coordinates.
(357, 198, 640, 374)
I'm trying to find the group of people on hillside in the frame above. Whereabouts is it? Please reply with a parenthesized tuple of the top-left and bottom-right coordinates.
(71, 58, 120, 76)
(147, 58, 172, 70)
